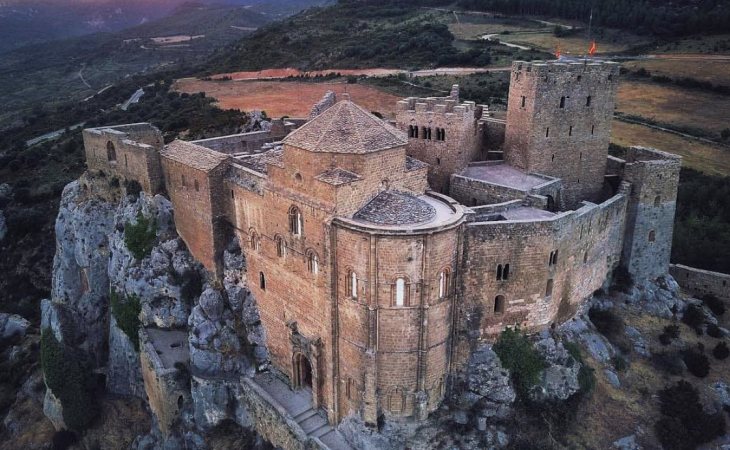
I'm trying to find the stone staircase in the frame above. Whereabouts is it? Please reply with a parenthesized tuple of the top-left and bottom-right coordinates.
(254, 373, 353, 450)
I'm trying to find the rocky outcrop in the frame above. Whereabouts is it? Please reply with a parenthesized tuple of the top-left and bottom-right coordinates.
(0, 209, 6, 242)
(454, 346, 515, 421)
(531, 332, 581, 402)
(0, 313, 30, 340)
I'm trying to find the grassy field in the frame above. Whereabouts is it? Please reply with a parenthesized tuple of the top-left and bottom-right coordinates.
(611, 121, 730, 176)
(173, 79, 402, 119)
(616, 80, 730, 136)
(622, 58, 730, 85)
(653, 34, 730, 54)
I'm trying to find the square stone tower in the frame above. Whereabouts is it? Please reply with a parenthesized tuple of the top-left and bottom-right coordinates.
(503, 60, 620, 208)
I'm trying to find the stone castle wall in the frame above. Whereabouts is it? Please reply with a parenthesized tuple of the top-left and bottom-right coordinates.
(669, 264, 730, 301)
(620, 146, 681, 281)
(503, 60, 620, 208)
(83, 124, 165, 195)
(456, 186, 628, 363)
(395, 93, 486, 194)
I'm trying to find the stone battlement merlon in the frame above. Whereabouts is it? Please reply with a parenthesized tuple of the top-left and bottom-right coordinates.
(397, 98, 485, 120)
(625, 145, 683, 164)
(511, 59, 621, 77)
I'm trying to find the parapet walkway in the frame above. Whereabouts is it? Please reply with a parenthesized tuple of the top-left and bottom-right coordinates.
(253, 372, 353, 450)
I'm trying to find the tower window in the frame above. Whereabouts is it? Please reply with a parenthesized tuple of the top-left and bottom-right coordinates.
(230, 189, 234, 199)
(586, 96, 592, 107)
(259, 272, 266, 290)
(276, 236, 286, 257)
(436, 158, 441, 165)
(250, 231, 260, 251)
(569, 126, 573, 136)
(394, 277, 408, 307)
(494, 295, 505, 315)
(654, 195, 661, 206)
(649, 230, 656, 242)
(307, 250, 319, 274)
(549, 250, 558, 266)
(551, 154, 555, 162)
(546, 127, 550, 138)
(194, 179, 199, 192)
(496, 264, 510, 281)
(289, 206, 302, 235)
(521, 96, 526, 107)
(545, 279, 554, 297)
(181, 174, 186, 187)
(559, 96, 565, 108)
(350, 271, 358, 298)
(438, 269, 449, 299)
(591, 125, 595, 135)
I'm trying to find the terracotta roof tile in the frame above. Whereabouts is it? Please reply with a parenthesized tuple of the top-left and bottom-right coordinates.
(315, 167, 362, 186)
(162, 140, 228, 172)
(283, 100, 407, 154)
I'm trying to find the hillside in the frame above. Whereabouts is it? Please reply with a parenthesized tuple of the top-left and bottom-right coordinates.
(0, 4, 271, 124)
(205, 0, 546, 73)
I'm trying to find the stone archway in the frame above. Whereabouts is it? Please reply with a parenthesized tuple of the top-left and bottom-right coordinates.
(293, 352, 313, 390)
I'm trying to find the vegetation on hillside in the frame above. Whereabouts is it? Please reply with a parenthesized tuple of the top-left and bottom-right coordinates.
(672, 168, 730, 274)
(493, 327, 547, 396)
(40, 329, 98, 431)
(207, 0, 546, 73)
(111, 291, 142, 352)
(457, 0, 730, 37)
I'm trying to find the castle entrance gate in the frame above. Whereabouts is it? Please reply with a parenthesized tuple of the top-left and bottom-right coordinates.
(294, 353, 313, 389)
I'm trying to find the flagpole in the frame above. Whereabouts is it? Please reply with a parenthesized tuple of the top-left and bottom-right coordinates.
(585, 6, 593, 63)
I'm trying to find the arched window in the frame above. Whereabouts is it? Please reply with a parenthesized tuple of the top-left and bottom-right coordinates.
(549, 250, 559, 266)
(349, 271, 358, 299)
(394, 277, 408, 307)
(496, 264, 503, 280)
(387, 388, 405, 414)
(106, 141, 116, 162)
(649, 230, 656, 242)
(438, 269, 449, 299)
(307, 249, 319, 274)
(259, 272, 266, 290)
(503, 264, 510, 280)
(276, 235, 286, 257)
(559, 96, 565, 108)
(441, 128, 446, 140)
(654, 195, 661, 206)
(545, 279, 554, 297)
(289, 206, 302, 236)
(494, 295, 505, 315)
(250, 231, 260, 251)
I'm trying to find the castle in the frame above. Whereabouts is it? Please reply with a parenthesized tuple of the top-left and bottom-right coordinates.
(81, 60, 681, 427)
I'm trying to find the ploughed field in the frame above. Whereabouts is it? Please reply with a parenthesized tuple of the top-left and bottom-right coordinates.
(173, 79, 401, 119)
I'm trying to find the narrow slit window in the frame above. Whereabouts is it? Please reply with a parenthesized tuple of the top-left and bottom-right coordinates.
(569, 126, 573, 136)
(438, 270, 449, 299)
(545, 279, 553, 297)
(350, 271, 358, 298)
(521, 96, 526, 107)
(395, 278, 406, 306)
(546, 127, 550, 138)
(559, 96, 565, 108)
(259, 272, 266, 290)
(496, 264, 503, 280)
(586, 96, 592, 107)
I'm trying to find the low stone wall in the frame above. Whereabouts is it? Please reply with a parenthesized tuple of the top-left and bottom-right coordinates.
(669, 264, 730, 301)
(237, 377, 327, 450)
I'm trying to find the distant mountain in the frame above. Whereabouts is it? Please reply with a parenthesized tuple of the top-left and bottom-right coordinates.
(0, 2, 276, 121)
(0, 0, 331, 54)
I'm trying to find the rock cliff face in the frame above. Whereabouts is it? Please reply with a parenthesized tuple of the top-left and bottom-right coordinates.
(40, 173, 270, 447)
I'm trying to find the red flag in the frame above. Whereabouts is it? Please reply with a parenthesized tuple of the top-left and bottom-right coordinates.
(555, 44, 561, 59)
(588, 40, 597, 56)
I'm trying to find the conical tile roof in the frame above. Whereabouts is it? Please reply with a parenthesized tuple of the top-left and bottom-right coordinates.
(283, 100, 407, 154)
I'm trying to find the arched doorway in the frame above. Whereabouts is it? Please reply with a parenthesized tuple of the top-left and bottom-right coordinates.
(294, 353, 313, 390)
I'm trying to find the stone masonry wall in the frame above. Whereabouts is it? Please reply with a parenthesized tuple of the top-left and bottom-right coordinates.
(83, 124, 165, 195)
(503, 60, 620, 208)
(621, 146, 681, 281)
(669, 264, 730, 301)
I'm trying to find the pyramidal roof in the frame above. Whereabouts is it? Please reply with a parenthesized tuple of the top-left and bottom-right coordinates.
(283, 100, 407, 154)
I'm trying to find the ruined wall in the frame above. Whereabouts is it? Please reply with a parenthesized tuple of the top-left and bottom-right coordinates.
(478, 118, 506, 160)
(503, 60, 620, 208)
(395, 94, 485, 194)
(83, 124, 165, 195)
(192, 131, 278, 155)
(621, 146, 681, 281)
(669, 264, 730, 301)
(454, 189, 627, 366)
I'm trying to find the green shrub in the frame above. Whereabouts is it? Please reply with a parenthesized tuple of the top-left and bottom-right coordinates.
(707, 323, 723, 338)
(588, 307, 632, 354)
(681, 348, 710, 378)
(713, 341, 729, 360)
(124, 179, 143, 199)
(682, 305, 706, 334)
(702, 294, 726, 316)
(651, 351, 685, 376)
(563, 340, 597, 393)
(493, 327, 547, 397)
(655, 380, 725, 450)
(124, 211, 157, 260)
(612, 355, 629, 372)
(659, 324, 681, 345)
(40, 329, 98, 431)
(111, 291, 142, 351)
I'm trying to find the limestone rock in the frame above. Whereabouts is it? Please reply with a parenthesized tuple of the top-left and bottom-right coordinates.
(604, 369, 621, 388)
(531, 332, 581, 402)
(191, 377, 237, 430)
(559, 316, 615, 364)
(42, 389, 66, 431)
(624, 326, 649, 357)
(456, 345, 515, 420)
(0, 313, 30, 340)
(107, 314, 145, 398)
(613, 434, 640, 450)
